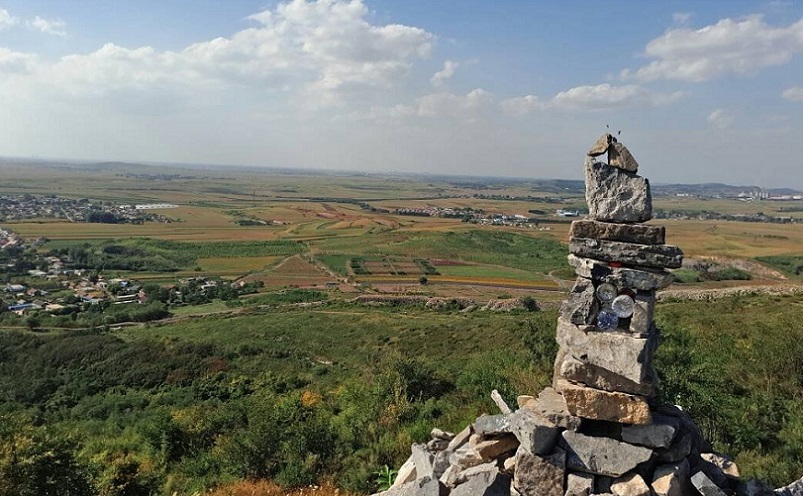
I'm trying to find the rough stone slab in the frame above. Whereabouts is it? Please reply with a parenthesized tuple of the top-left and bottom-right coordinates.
(692, 471, 728, 496)
(652, 459, 690, 496)
(372, 475, 446, 496)
(510, 408, 559, 456)
(700, 453, 740, 479)
(412, 444, 435, 478)
(560, 277, 598, 326)
(608, 142, 639, 173)
(556, 318, 654, 388)
(427, 438, 449, 451)
(519, 387, 582, 431)
(588, 133, 614, 157)
(570, 220, 664, 245)
(568, 255, 674, 291)
(447, 425, 473, 451)
(557, 380, 652, 425)
(391, 456, 418, 489)
(432, 450, 451, 479)
(630, 291, 656, 334)
(431, 428, 455, 441)
(655, 404, 712, 454)
(566, 472, 594, 496)
(585, 159, 652, 223)
(451, 467, 511, 496)
(558, 353, 655, 397)
(471, 434, 519, 461)
(514, 446, 566, 496)
(446, 461, 499, 488)
(449, 445, 484, 472)
(474, 414, 512, 436)
(621, 415, 680, 449)
(655, 429, 692, 463)
(562, 431, 653, 477)
(569, 238, 683, 269)
(491, 389, 513, 414)
(612, 473, 651, 496)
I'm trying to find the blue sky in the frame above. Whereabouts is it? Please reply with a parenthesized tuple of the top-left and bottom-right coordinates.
(0, 1, 801, 188)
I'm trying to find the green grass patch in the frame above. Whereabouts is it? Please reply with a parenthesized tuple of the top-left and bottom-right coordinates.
(756, 255, 803, 277)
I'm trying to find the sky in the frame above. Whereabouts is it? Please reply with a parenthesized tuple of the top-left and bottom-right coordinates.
(0, 1, 802, 188)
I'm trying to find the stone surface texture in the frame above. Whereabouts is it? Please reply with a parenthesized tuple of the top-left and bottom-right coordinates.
(570, 220, 665, 245)
(611, 473, 651, 496)
(569, 237, 683, 269)
(558, 380, 652, 424)
(562, 431, 653, 477)
(513, 447, 565, 496)
(608, 142, 640, 172)
(585, 158, 652, 223)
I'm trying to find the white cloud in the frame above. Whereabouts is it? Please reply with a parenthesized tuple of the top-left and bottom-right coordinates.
(357, 88, 493, 122)
(781, 86, 803, 101)
(6, 0, 434, 107)
(550, 83, 683, 110)
(623, 15, 803, 82)
(708, 108, 734, 129)
(500, 95, 542, 115)
(0, 47, 37, 73)
(0, 8, 18, 29)
(29, 16, 66, 36)
(431, 60, 459, 86)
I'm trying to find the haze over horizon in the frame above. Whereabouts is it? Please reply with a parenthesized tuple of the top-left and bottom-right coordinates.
(0, 1, 801, 188)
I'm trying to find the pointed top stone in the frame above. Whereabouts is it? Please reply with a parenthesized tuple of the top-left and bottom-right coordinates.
(609, 142, 640, 173)
(588, 133, 615, 157)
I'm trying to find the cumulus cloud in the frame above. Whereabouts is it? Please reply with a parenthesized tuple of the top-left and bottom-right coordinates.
(499, 95, 542, 115)
(622, 15, 803, 82)
(5, 0, 434, 107)
(550, 83, 683, 110)
(781, 86, 803, 101)
(431, 60, 459, 86)
(358, 88, 493, 122)
(0, 8, 17, 29)
(707, 108, 734, 129)
(29, 16, 66, 36)
(0, 47, 37, 73)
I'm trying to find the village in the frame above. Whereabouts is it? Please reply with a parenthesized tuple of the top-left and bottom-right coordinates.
(0, 194, 174, 224)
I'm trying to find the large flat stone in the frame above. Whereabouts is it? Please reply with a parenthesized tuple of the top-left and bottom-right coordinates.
(557, 380, 652, 425)
(621, 415, 680, 449)
(691, 471, 728, 496)
(474, 414, 512, 436)
(585, 159, 651, 223)
(570, 220, 664, 245)
(556, 318, 654, 387)
(568, 255, 674, 291)
(562, 431, 653, 477)
(566, 472, 594, 496)
(518, 387, 582, 431)
(390, 456, 418, 489)
(471, 434, 519, 461)
(514, 446, 566, 496)
(588, 133, 614, 157)
(612, 473, 651, 496)
(569, 238, 683, 269)
(373, 476, 446, 496)
(510, 408, 559, 456)
(558, 353, 655, 397)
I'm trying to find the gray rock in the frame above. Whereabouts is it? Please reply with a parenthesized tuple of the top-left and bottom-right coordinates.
(491, 389, 513, 414)
(774, 476, 803, 496)
(451, 467, 511, 496)
(431, 428, 455, 441)
(562, 431, 653, 477)
(621, 415, 680, 449)
(519, 387, 582, 431)
(566, 472, 595, 496)
(560, 277, 598, 325)
(427, 438, 450, 451)
(445, 461, 499, 488)
(585, 159, 652, 223)
(569, 238, 683, 269)
(630, 291, 655, 335)
(608, 142, 640, 173)
(373, 475, 446, 496)
(556, 318, 654, 388)
(700, 453, 739, 479)
(447, 425, 473, 451)
(568, 255, 675, 291)
(391, 456, 418, 489)
(655, 405, 713, 454)
(652, 459, 690, 496)
(514, 446, 566, 496)
(475, 414, 513, 436)
(692, 471, 728, 496)
(412, 444, 435, 478)
(588, 133, 614, 157)
(570, 220, 664, 245)
(449, 445, 484, 472)
(655, 429, 693, 463)
(432, 450, 451, 479)
(558, 351, 655, 397)
(611, 473, 651, 496)
(510, 408, 559, 456)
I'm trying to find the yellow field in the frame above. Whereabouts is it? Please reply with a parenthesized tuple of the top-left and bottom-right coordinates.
(197, 256, 278, 274)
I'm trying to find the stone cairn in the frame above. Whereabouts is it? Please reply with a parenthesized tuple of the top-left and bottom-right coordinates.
(373, 135, 787, 496)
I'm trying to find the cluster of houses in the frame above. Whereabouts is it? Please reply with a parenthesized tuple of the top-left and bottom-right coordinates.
(0, 227, 21, 249)
(0, 195, 173, 223)
(2, 275, 147, 315)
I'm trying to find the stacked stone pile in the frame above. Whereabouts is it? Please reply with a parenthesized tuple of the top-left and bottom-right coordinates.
(370, 134, 799, 496)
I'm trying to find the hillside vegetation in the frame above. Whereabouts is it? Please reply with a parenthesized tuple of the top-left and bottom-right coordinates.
(1, 294, 803, 494)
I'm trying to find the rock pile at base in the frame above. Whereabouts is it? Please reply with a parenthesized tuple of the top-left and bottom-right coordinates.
(372, 135, 801, 496)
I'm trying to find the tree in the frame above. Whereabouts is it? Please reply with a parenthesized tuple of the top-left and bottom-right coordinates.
(418, 276, 428, 285)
